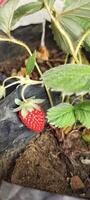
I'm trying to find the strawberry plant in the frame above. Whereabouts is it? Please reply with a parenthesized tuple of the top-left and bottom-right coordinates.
(42, 64, 90, 141)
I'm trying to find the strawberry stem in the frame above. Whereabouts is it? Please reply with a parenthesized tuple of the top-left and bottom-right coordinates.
(21, 84, 29, 102)
(21, 80, 43, 102)
(5, 80, 21, 89)
(41, 20, 46, 47)
(3, 76, 21, 87)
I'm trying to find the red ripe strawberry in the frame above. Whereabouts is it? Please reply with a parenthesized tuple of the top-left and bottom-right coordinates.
(0, 0, 7, 6)
(14, 97, 45, 133)
(19, 109, 45, 133)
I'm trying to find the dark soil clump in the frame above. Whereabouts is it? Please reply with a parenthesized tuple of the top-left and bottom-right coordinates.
(10, 131, 90, 198)
(11, 133, 67, 194)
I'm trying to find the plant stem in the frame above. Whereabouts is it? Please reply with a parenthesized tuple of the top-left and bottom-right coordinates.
(21, 84, 29, 102)
(62, 94, 65, 102)
(72, 29, 90, 63)
(0, 36, 53, 106)
(44, 1, 79, 63)
(41, 20, 46, 47)
(0, 36, 42, 76)
(21, 80, 43, 102)
(78, 51, 82, 64)
(64, 53, 69, 64)
(5, 80, 21, 89)
(3, 76, 21, 86)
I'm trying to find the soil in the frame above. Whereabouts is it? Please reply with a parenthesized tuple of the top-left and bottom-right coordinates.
(0, 23, 90, 199)
(11, 133, 67, 194)
(10, 129, 90, 198)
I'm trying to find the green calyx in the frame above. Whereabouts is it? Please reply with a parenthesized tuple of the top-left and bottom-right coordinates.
(14, 97, 44, 117)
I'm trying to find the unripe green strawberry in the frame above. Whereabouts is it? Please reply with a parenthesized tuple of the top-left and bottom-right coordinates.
(19, 109, 45, 133)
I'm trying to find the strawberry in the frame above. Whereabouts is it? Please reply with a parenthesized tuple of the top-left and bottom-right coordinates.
(19, 109, 45, 133)
(14, 97, 45, 133)
(0, 0, 7, 6)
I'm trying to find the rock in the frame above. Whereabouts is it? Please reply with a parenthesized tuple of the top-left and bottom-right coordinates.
(70, 176, 85, 191)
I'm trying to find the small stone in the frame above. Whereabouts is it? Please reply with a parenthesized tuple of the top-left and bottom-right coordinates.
(27, 161, 30, 164)
(70, 176, 85, 191)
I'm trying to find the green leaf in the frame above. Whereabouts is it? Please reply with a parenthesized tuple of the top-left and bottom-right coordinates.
(42, 64, 90, 95)
(52, 0, 90, 53)
(52, 16, 83, 53)
(12, 1, 43, 26)
(26, 52, 36, 75)
(75, 101, 90, 128)
(39, 0, 55, 8)
(75, 17, 90, 51)
(47, 103, 75, 128)
(46, 0, 55, 8)
(63, 0, 90, 19)
(0, 0, 18, 35)
(63, 0, 90, 49)
(80, 52, 89, 65)
(52, 22, 71, 53)
(82, 133, 90, 143)
(64, 0, 74, 7)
